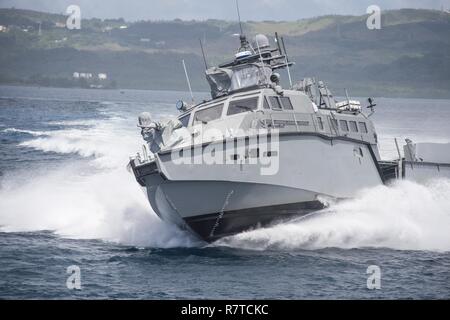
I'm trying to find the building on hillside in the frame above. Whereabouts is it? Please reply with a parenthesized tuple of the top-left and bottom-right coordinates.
(78, 73, 93, 79)
(54, 37, 67, 43)
(74, 72, 108, 81)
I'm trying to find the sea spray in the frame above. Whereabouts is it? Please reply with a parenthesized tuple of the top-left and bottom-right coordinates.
(216, 179, 450, 252)
(0, 165, 197, 248)
(0, 108, 198, 248)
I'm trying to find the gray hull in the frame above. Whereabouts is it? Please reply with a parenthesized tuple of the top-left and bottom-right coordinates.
(402, 161, 450, 183)
(131, 133, 384, 242)
(149, 179, 324, 241)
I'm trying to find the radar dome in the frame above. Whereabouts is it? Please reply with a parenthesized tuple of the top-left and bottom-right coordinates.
(254, 34, 270, 49)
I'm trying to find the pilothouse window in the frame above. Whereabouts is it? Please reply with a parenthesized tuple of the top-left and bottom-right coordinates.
(317, 117, 324, 130)
(230, 65, 269, 91)
(227, 97, 259, 116)
(339, 120, 349, 132)
(269, 96, 293, 110)
(331, 119, 338, 131)
(280, 97, 294, 110)
(179, 114, 190, 127)
(269, 96, 282, 110)
(263, 97, 270, 109)
(359, 122, 368, 133)
(349, 121, 358, 132)
(194, 104, 224, 124)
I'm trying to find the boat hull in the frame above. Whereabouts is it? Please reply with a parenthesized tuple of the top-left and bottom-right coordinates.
(183, 200, 324, 241)
(131, 133, 384, 242)
(145, 179, 325, 242)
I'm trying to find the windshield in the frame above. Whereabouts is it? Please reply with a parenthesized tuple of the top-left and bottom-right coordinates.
(206, 68, 232, 98)
(230, 65, 270, 91)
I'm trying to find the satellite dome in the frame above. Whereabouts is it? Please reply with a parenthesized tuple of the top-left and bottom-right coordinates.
(254, 34, 270, 49)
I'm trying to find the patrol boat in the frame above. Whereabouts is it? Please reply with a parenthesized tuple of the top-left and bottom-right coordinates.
(129, 33, 450, 242)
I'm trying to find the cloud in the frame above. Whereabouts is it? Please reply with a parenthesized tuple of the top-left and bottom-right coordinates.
(0, 0, 448, 21)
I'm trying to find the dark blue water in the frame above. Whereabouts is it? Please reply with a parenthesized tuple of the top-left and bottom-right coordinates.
(0, 85, 449, 299)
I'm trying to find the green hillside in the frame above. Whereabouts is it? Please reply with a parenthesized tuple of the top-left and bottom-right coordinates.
(0, 8, 449, 98)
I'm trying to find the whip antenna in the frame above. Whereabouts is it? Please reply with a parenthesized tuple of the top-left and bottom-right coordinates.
(281, 36, 293, 88)
(236, 0, 243, 35)
(182, 59, 195, 103)
(199, 38, 208, 70)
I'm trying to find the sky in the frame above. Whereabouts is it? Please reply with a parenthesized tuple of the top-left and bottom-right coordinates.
(0, 0, 449, 21)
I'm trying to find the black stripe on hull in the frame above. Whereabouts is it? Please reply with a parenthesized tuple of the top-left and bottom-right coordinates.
(184, 201, 325, 242)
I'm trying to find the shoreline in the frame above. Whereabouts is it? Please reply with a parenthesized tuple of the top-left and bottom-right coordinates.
(1, 83, 449, 101)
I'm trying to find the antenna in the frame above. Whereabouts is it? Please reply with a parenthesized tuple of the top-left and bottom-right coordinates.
(366, 97, 376, 117)
(344, 88, 351, 113)
(255, 36, 269, 82)
(274, 32, 283, 55)
(199, 38, 208, 70)
(234, 0, 251, 54)
(394, 138, 402, 160)
(281, 36, 293, 88)
(236, 0, 243, 35)
(345, 88, 350, 105)
(182, 59, 195, 103)
(255, 38, 264, 64)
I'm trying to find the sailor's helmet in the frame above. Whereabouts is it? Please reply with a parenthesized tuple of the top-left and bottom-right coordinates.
(138, 112, 153, 128)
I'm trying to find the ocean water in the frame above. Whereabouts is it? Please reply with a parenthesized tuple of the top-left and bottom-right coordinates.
(0, 85, 449, 299)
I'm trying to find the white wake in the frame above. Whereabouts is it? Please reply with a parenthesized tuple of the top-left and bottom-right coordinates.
(0, 111, 198, 248)
(216, 179, 450, 252)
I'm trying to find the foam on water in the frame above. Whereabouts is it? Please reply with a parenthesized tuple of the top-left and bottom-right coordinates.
(217, 179, 450, 252)
(2, 128, 48, 136)
(0, 113, 198, 248)
(0, 165, 197, 248)
(18, 120, 139, 169)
